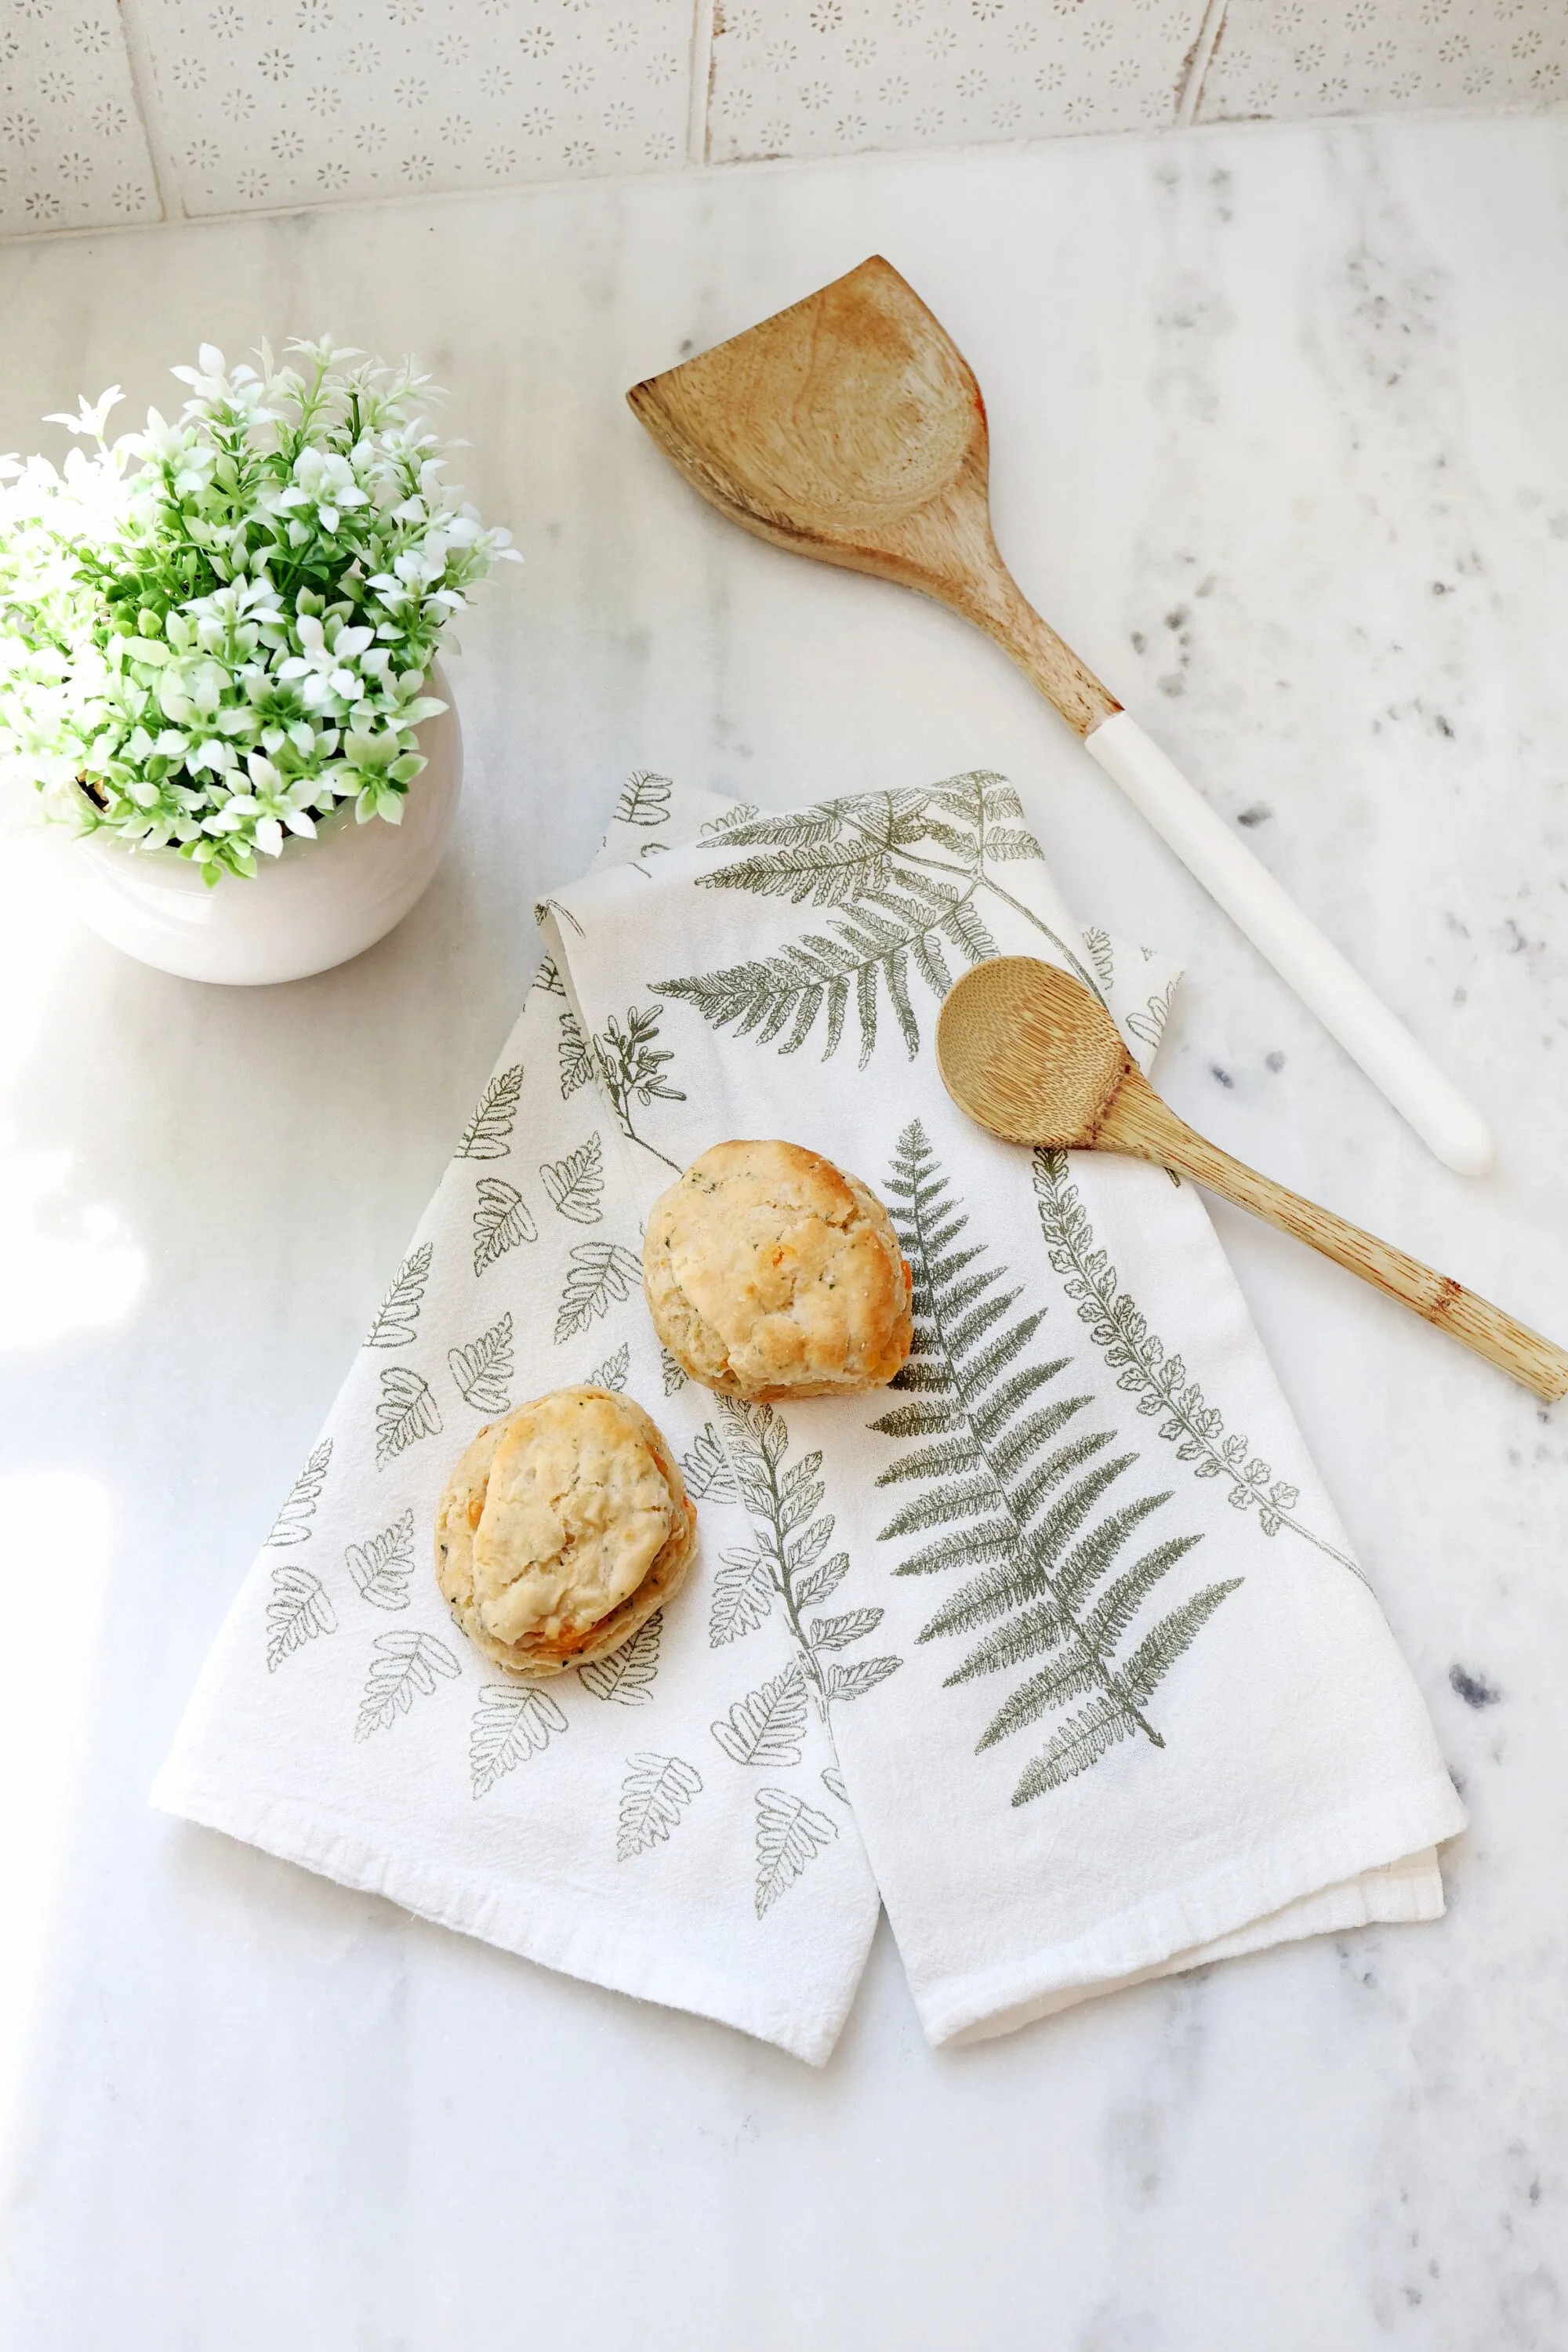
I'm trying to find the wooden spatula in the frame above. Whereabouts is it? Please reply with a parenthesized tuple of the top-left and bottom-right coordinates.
(935, 956, 1566, 1401)
(627, 255, 1494, 1178)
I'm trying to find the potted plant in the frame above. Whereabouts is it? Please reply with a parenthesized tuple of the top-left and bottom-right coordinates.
(0, 339, 517, 984)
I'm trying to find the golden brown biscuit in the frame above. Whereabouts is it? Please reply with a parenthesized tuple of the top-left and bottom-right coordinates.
(643, 1139, 913, 1401)
(434, 1387, 696, 1680)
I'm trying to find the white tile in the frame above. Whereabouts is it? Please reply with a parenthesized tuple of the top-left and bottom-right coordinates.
(0, 0, 161, 236)
(132, 0, 694, 217)
(1197, 0, 1568, 122)
(706, 0, 1208, 163)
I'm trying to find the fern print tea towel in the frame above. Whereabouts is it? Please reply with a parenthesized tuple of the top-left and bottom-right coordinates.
(154, 778, 895, 2067)
(539, 777, 1466, 2050)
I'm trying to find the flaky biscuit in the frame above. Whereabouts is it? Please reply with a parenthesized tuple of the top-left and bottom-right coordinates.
(643, 1139, 913, 1401)
(434, 1387, 696, 1681)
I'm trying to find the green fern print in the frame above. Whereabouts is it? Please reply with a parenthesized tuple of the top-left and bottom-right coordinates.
(1031, 1150, 1361, 1581)
(869, 1123, 1239, 1806)
(590, 1005, 685, 1170)
(714, 1398, 902, 1714)
(654, 775, 1105, 1071)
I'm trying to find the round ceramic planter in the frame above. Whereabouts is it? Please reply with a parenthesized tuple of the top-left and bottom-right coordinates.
(61, 661, 462, 985)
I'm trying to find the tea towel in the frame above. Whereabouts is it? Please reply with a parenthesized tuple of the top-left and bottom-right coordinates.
(156, 768, 1464, 2059)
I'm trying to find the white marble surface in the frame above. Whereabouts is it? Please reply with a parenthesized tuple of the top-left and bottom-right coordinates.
(1, 112, 1566, 2350)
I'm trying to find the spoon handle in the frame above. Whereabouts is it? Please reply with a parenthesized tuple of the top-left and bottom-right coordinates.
(1099, 1073, 1568, 1402)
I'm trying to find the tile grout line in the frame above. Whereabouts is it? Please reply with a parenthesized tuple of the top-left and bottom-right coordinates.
(1176, 0, 1229, 128)
(685, 0, 715, 168)
(114, 0, 186, 220)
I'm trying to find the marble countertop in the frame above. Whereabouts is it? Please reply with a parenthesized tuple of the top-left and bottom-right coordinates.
(1, 111, 1565, 2352)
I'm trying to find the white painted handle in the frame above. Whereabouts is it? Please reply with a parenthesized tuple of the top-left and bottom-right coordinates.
(1083, 711, 1494, 1175)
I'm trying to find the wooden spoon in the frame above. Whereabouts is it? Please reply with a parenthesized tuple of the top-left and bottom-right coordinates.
(935, 957, 1568, 1402)
(627, 254, 1494, 1179)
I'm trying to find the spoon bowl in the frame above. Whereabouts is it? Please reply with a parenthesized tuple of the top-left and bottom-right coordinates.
(937, 958, 1568, 1403)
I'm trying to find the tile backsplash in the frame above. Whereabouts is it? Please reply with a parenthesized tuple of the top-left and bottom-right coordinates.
(0, 0, 1564, 240)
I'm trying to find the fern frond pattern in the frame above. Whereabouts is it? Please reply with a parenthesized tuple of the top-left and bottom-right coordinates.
(870, 1123, 1238, 1805)
(716, 1399, 900, 1711)
(655, 775, 1105, 1069)
(1031, 1150, 1361, 1580)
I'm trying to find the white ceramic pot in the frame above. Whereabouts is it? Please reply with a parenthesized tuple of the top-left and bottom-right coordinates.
(63, 662, 462, 985)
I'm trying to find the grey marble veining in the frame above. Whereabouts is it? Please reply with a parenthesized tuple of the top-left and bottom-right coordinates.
(0, 114, 1564, 2352)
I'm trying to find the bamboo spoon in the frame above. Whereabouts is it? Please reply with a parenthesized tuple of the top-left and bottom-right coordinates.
(627, 254, 1494, 1178)
(935, 957, 1567, 1401)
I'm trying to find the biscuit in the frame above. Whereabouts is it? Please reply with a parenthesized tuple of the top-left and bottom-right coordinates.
(434, 1387, 696, 1679)
(643, 1139, 913, 1400)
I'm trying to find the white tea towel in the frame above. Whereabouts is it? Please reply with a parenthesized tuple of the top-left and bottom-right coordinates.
(539, 771, 1466, 2049)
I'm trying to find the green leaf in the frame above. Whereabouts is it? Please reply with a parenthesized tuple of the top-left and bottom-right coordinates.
(554, 1241, 642, 1343)
(470, 1683, 568, 1795)
(364, 1243, 431, 1348)
(557, 1007, 593, 1098)
(613, 769, 673, 828)
(1011, 1693, 1141, 1805)
(579, 1611, 661, 1704)
(680, 1423, 737, 1501)
(793, 1552, 851, 1608)
(354, 1629, 461, 1740)
(540, 1133, 604, 1226)
(616, 1751, 702, 1860)
(266, 1563, 336, 1670)
(345, 1508, 416, 1611)
(264, 1436, 333, 1547)
(709, 1546, 774, 1647)
(754, 1785, 837, 1917)
(473, 1178, 536, 1275)
(448, 1311, 514, 1413)
(822, 1655, 902, 1700)
(808, 1606, 884, 1652)
(711, 1664, 808, 1766)
(455, 1065, 524, 1161)
(1121, 1580, 1243, 1706)
(589, 1340, 630, 1393)
(374, 1367, 441, 1467)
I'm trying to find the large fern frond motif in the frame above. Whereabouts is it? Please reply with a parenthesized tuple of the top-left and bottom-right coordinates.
(1030, 1150, 1361, 1580)
(869, 1123, 1238, 1805)
(653, 775, 1104, 1069)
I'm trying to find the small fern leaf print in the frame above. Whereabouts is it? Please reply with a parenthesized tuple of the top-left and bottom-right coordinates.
(711, 1664, 808, 1766)
(473, 1178, 536, 1275)
(448, 1312, 514, 1414)
(589, 1340, 630, 1394)
(470, 1682, 568, 1795)
(680, 1422, 738, 1501)
(822, 1767, 850, 1804)
(822, 1655, 902, 1701)
(456, 1065, 524, 1161)
(793, 1552, 851, 1609)
(579, 1610, 662, 1703)
(354, 1629, 461, 1740)
(266, 1564, 336, 1670)
(613, 769, 673, 828)
(616, 1752, 702, 1860)
(1081, 924, 1116, 995)
(808, 1606, 884, 1652)
(661, 1347, 689, 1395)
(375, 1367, 442, 1467)
(344, 1508, 417, 1612)
(558, 1007, 594, 1099)
(264, 1436, 333, 1547)
(554, 1242, 642, 1343)
(365, 1243, 431, 1349)
(709, 1547, 775, 1647)
(541, 1134, 604, 1225)
(1010, 1691, 1140, 1803)
(533, 953, 566, 997)
(754, 1786, 837, 1917)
